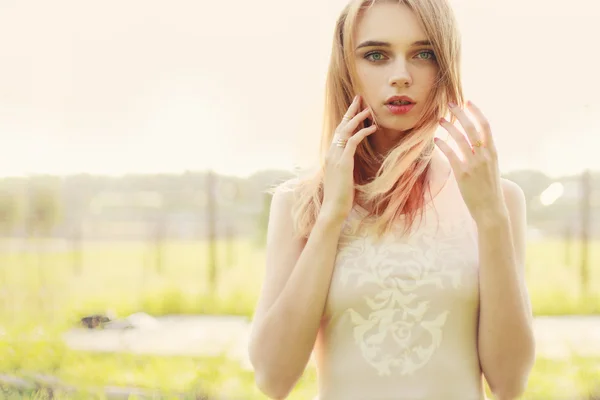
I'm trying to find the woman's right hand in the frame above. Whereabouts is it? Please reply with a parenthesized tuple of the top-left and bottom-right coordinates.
(321, 95, 378, 222)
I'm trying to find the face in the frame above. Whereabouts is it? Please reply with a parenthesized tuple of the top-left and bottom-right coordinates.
(353, 2, 439, 134)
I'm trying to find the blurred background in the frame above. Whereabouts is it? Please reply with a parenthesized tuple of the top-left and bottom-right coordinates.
(0, 0, 599, 399)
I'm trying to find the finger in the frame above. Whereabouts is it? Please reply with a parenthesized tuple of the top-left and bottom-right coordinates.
(343, 124, 378, 156)
(340, 95, 362, 126)
(327, 136, 346, 154)
(340, 108, 372, 137)
(448, 102, 481, 148)
(439, 117, 472, 158)
(465, 100, 496, 152)
(434, 137, 463, 173)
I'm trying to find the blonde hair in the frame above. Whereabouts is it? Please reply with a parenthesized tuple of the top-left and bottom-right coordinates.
(281, 0, 463, 240)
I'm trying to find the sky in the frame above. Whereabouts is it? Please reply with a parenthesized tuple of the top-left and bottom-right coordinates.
(0, 0, 599, 179)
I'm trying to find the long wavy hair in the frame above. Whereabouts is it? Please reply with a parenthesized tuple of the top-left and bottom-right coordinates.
(282, 0, 464, 240)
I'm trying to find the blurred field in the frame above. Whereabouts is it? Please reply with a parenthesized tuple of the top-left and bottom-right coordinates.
(0, 237, 599, 398)
(0, 237, 598, 320)
(0, 336, 598, 399)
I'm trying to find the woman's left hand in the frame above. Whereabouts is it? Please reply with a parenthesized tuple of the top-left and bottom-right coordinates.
(434, 100, 507, 224)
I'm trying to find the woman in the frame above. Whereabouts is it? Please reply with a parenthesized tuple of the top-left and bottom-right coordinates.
(248, 0, 536, 399)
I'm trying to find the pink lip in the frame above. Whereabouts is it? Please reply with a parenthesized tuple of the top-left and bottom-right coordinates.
(386, 103, 415, 115)
(385, 95, 415, 104)
(384, 96, 416, 115)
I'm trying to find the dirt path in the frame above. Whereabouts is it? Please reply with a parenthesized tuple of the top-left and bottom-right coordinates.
(62, 315, 600, 369)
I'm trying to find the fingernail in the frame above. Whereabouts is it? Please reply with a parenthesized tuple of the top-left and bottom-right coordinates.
(448, 102, 457, 108)
(439, 117, 446, 124)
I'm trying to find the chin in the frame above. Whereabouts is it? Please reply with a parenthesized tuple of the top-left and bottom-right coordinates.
(378, 117, 418, 133)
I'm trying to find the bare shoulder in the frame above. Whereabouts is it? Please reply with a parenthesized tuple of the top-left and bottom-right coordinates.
(251, 177, 307, 322)
(499, 180, 528, 284)
(499, 178, 527, 257)
(266, 179, 303, 242)
(273, 177, 301, 196)
(500, 178, 526, 212)
(269, 177, 302, 213)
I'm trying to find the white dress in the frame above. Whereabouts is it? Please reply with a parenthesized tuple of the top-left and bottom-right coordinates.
(312, 170, 486, 400)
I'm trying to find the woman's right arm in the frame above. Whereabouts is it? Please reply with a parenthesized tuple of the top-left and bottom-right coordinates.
(247, 184, 346, 399)
(247, 95, 377, 399)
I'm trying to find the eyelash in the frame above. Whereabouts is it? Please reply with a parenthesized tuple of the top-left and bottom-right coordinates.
(364, 50, 436, 62)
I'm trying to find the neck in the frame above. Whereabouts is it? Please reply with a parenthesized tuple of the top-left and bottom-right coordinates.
(368, 126, 409, 156)
(356, 128, 441, 188)
(368, 124, 437, 157)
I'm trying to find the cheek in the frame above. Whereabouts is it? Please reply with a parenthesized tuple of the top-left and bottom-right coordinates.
(358, 69, 379, 92)
(357, 69, 388, 103)
(416, 66, 438, 91)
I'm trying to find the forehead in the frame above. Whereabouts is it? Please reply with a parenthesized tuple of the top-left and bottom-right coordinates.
(354, 2, 427, 46)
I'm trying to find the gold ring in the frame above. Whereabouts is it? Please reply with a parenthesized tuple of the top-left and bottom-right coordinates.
(342, 116, 351, 122)
(335, 138, 348, 148)
(473, 139, 484, 148)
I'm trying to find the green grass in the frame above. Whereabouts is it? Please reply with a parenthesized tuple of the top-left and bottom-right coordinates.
(0, 330, 598, 399)
(0, 239, 265, 322)
(0, 237, 599, 398)
(0, 237, 598, 319)
(526, 238, 600, 315)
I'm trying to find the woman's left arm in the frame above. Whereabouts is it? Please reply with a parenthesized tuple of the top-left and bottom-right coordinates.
(435, 100, 536, 400)
(476, 178, 536, 400)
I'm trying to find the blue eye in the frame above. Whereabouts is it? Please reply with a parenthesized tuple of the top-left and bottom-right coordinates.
(365, 51, 386, 62)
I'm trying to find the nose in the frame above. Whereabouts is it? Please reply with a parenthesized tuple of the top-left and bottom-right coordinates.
(388, 60, 412, 87)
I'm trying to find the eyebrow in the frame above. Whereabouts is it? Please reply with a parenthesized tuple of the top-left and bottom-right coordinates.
(355, 39, 432, 50)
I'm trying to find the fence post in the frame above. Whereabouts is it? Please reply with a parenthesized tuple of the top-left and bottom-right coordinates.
(580, 169, 591, 298)
(206, 170, 217, 295)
